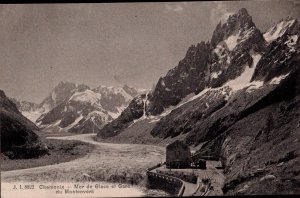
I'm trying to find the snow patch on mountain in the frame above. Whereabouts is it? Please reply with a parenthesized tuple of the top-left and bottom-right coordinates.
(220, 12, 234, 25)
(214, 44, 227, 59)
(51, 91, 56, 101)
(144, 52, 262, 123)
(69, 90, 102, 106)
(87, 111, 111, 123)
(22, 110, 44, 123)
(187, 88, 211, 103)
(47, 119, 62, 128)
(143, 92, 149, 119)
(152, 89, 211, 119)
(136, 88, 149, 94)
(150, 85, 232, 122)
(94, 86, 134, 103)
(224, 30, 240, 51)
(140, 92, 196, 124)
(225, 53, 262, 91)
(269, 73, 290, 85)
(246, 81, 264, 93)
(65, 114, 84, 130)
(264, 19, 295, 43)
(211, 71, 222, 79)
(285, 35, 298, 52)
(239, 27, 256, 43)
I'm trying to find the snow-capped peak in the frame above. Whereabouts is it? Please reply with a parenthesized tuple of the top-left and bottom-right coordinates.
(220, 12, 234, 25)
(93, 85, 133, 102)
(263, 18, 296, 43)
(69, 90, 102, 106)
(212, 8, 262, 52)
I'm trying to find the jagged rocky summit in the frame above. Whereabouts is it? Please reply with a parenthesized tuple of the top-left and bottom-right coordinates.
(97, 8, 299, 139)
(97, 8, 300, 195)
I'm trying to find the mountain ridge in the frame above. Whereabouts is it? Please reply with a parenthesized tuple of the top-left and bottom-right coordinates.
(96, 9, 300, 194)
(97, 8, 299, 139)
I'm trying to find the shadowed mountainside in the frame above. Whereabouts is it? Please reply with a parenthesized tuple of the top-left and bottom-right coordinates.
(0, 90, 48, 159)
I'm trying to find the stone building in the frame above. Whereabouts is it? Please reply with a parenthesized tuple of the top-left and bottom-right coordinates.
(166, 140, 191, 168)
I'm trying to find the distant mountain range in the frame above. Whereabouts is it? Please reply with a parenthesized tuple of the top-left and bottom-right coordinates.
(11, 82, 146, 134)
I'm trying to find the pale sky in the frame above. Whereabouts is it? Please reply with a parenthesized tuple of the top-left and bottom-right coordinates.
(1, 1, 299, 103)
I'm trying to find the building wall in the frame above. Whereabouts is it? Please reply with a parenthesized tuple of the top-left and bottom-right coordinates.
(166, 142, 191, 168)
(147, 171, 184, 196)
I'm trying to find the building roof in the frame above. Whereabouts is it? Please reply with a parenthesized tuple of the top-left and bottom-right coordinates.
(166, 140, 189, 149)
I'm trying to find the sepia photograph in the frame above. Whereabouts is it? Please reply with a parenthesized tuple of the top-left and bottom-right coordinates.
(1, 1, 300, 197)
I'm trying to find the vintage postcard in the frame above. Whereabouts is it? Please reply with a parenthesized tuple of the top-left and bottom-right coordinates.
(1, 1, 299, 197)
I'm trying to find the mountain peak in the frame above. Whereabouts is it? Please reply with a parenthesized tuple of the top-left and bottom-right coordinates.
(57, 81, 75, 86)
(122, 84, 139, 97)
(237, 8, 249, 17)
(223, 8, 252, 26)
(285, 16, 294, 21)
(263, 17, 298, 43)
(210, 8, 264, 52)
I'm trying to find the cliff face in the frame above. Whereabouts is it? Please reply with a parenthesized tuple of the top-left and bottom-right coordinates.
(148, 42, 211, 115)
(0, 90, 48, 159)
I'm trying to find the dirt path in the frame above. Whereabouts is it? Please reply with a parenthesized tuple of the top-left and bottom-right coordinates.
(193, 161, 225, 196)
(1, 134, 165, 182)
(183, 181, 198, 196)
(153, 161, 225, 196)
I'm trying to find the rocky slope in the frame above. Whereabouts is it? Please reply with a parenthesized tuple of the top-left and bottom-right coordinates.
(0, 90, 48, 159)
(198, 68, 300, 195)
(97, 8, 300, 195)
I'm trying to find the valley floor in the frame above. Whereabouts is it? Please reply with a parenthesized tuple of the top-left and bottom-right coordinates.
(1, 138, 95, 171)
(1, 133, 226, 197)
(1, 134, 167, 197)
